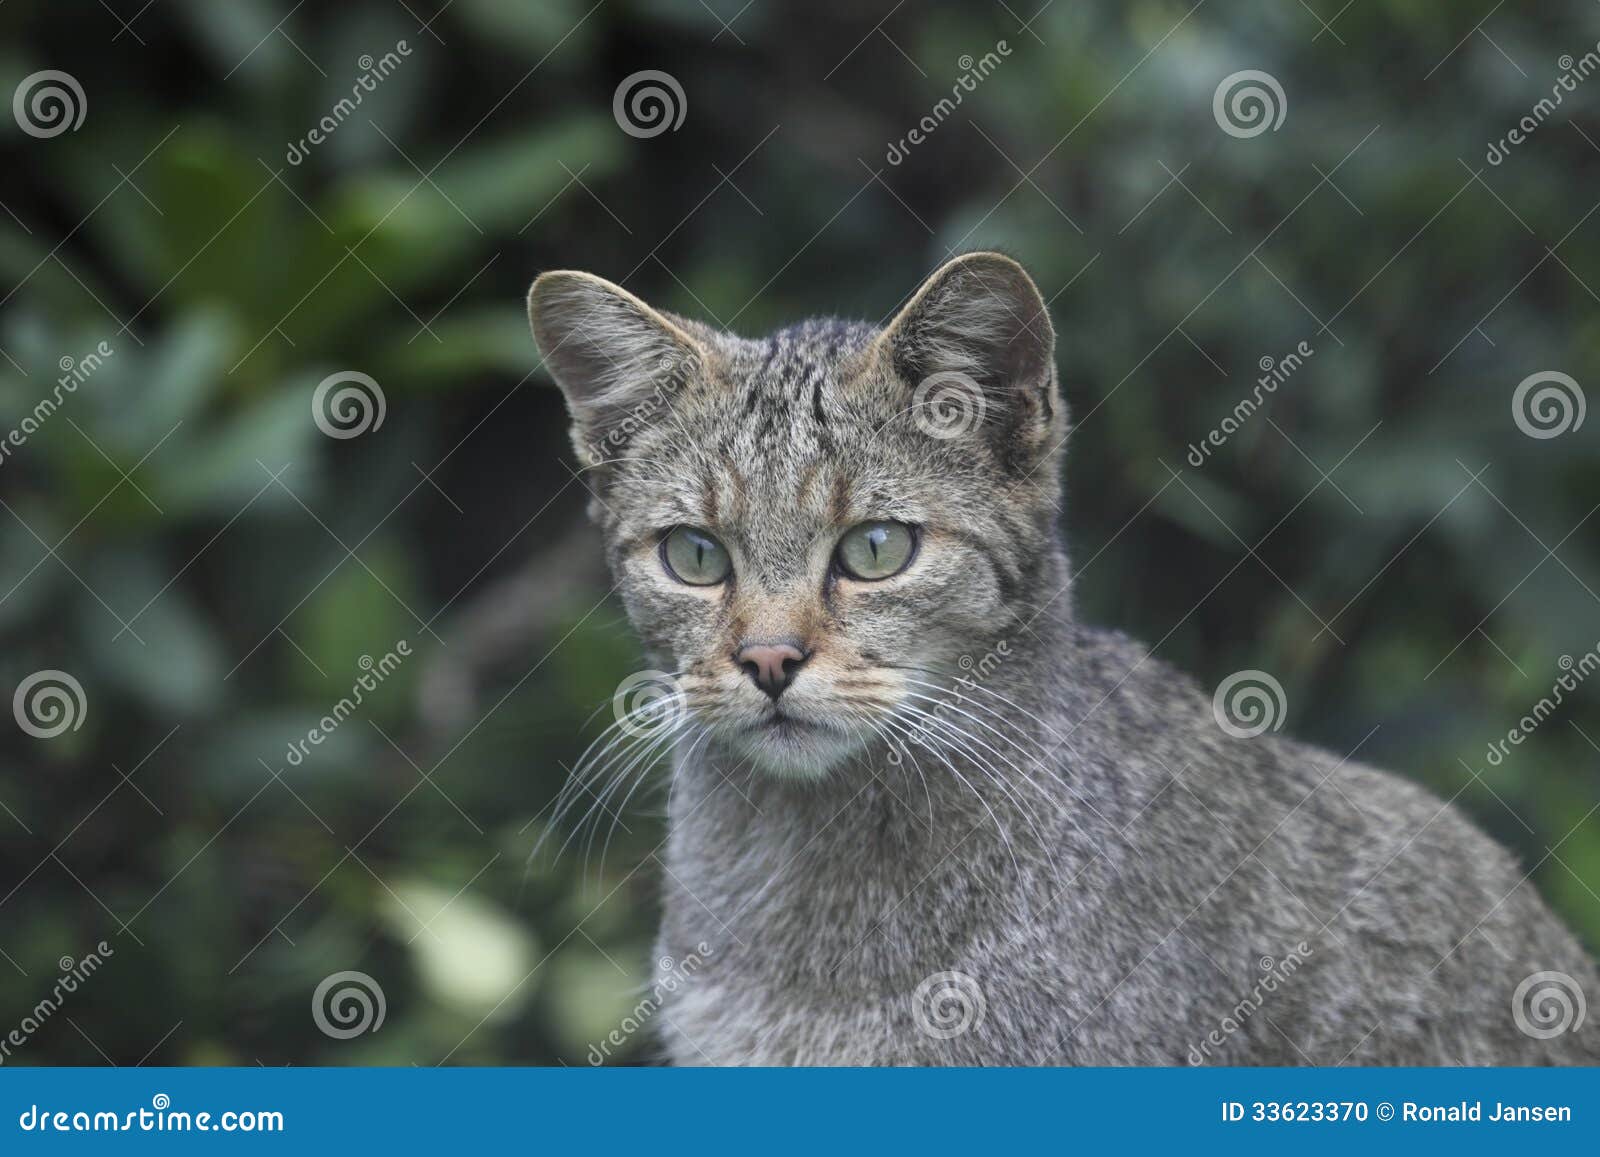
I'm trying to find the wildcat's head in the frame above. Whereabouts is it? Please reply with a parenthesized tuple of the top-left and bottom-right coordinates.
(528, 253, 1066, 778)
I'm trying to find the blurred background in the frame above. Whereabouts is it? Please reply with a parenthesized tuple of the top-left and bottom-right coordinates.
(1, 0, 1597, 1065)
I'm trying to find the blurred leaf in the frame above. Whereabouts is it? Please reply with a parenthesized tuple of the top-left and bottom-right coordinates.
(382, 879, 538, 1019)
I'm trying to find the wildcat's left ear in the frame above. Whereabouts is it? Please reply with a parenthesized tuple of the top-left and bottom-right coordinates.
(874, 251, 1059, 469)
(527, 270, 707, 466)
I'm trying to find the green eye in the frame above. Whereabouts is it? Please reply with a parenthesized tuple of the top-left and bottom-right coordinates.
(661, 526, 732, 585)
(836, 521, 916, 581)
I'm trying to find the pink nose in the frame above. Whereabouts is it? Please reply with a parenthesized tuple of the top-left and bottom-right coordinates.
(735, 642, 808, 700)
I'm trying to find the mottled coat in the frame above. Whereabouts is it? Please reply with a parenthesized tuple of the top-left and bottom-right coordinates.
(528, 253, 1599, 1065)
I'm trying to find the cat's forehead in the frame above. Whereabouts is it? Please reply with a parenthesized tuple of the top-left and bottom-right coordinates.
(711, 318, 878, 455)
(679, 320, 881, 487)
(622, 318, 922, 537)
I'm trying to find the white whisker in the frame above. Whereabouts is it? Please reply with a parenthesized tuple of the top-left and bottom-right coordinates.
(880, 713, 1022, 884)
(893, 703, 1061, 884)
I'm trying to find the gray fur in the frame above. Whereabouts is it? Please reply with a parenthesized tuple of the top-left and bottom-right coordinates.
(527, 253, 1599, 1065)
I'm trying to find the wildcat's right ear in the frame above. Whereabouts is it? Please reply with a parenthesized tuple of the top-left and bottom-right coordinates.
(872, 252, 1060, 473)
(526, 271, 706, 466)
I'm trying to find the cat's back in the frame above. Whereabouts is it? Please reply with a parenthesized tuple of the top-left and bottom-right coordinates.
(1057, 624, 1600, 1063)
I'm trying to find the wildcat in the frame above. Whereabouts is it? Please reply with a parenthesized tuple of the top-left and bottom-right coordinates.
(527, 252, 1599, 1065)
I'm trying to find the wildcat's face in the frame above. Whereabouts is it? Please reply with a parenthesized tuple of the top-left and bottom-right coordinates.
(529, 253, 1064, 778)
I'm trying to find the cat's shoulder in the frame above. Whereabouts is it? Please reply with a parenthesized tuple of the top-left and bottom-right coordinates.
(1061, 622, 1210, 719)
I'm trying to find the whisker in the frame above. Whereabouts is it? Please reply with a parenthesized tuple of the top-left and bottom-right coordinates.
(893, 704, 1061, 884)
(897, 696, 1056, 811)
(866, 718, 935, 832)
(593, 718, 699, 877)
(896, 662, 1080, 753)
(571, 715, 690, 873)
(535, 691, 689, 863)
(898, 687, 1053, 776)
(899, 697, 1109, 861)
(896, 675, 1117, 834)
(534, 726, 650, 857)
(879, 713, 1022, 884)
(661, 724, 713, 826)
(899, 676, 1051, 756)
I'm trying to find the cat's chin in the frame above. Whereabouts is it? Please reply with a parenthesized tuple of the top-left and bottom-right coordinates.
(719, 715, 868, 781)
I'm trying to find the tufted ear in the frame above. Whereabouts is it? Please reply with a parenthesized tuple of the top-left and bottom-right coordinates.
(527, 271, 707, 466)
(874, 252, 1059, 470)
